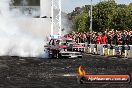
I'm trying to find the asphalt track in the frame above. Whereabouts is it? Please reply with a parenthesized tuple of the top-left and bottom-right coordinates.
(0, 54, 132, 88)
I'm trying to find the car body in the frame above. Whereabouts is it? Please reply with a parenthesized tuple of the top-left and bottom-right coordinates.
(59, 50, 82, 58)
(65, 38, 86, 52)
(44, 36, 82, 58)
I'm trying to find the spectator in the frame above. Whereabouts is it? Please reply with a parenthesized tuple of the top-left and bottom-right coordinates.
(63, 29, 132, 45)
(86, 33, 91, 44)
(101, 33, 107, 44)
(95, 33, 101, 44)
(112, 32, 118, 45)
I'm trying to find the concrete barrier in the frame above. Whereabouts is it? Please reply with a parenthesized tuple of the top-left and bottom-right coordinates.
(85, 44, 132, 58)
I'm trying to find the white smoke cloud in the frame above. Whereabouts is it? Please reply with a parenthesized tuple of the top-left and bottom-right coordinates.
(61, 12, 72, 34)
(0, 0, 72, 58)
(21, 0, 28, 6)
(0, 0, 47, 58)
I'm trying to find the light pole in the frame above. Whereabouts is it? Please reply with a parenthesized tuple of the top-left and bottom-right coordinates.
(90, 0, 93, 32)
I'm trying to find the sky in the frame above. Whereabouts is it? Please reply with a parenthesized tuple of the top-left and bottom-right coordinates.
(62, 0, 132, 13)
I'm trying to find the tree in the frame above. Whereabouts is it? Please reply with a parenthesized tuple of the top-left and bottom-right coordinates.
(126, 4, 132, 29)
(93, 0, 117, 31)
(68, 0, 132, 32)
(112, 7, 127, 30)
(74, 12, 89, 32)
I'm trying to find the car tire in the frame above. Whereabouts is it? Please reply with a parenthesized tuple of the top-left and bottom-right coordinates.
(49, 54, 53, 59)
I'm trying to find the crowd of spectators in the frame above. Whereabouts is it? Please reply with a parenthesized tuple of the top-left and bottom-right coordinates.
(64, 30, 132, 45)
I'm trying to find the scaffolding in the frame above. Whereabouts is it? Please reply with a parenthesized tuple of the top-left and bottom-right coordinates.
(51, 0, 61, 36)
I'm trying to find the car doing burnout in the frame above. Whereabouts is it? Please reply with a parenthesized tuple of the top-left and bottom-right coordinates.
(44, 36, 83, 58)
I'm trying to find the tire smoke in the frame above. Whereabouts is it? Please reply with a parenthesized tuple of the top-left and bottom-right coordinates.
(0, 0, 72, 58)
(0, 0, 46, 58)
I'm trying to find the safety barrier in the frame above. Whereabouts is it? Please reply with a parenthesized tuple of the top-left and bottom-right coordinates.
(85, 44, 132, 58)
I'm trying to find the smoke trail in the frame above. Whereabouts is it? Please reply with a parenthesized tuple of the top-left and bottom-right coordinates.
(61, 12, 72, 35)
(21, 0, 28, 6)
(52, 9, 72, 35)
(0, 0, 47, 58)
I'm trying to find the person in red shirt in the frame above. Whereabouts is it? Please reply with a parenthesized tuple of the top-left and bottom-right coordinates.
(101, 33, 107, 44)
(96, 33, 102, 44)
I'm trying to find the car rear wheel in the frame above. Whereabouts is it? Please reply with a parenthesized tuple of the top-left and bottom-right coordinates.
(49, 53, 54, 59)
